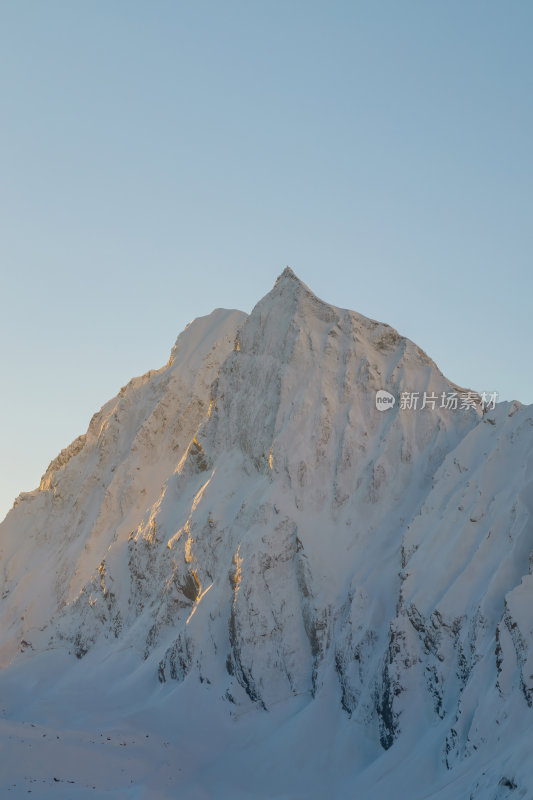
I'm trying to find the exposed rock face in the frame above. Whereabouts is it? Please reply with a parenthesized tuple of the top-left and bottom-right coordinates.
(1, 268, 532, 797)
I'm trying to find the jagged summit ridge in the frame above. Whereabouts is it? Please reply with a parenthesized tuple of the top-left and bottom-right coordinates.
(275, 264, 300, 283)
(271, 264, 318, 298)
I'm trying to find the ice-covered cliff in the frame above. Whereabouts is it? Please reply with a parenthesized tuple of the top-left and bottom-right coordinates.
(0, 268, 531, 799)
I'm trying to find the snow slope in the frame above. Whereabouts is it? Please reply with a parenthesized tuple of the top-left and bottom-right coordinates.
(0, 268, 532, 799)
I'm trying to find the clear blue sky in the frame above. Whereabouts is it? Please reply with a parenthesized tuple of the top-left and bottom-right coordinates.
(1, 1, 532, 521)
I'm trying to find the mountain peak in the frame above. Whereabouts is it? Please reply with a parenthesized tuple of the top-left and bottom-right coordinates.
(273, 265, 310, 291)
(1, 267, 529, 800)
(276, 265, 298, 281)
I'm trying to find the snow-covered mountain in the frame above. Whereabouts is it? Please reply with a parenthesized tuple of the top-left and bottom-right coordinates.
(1, 268, 532, 799)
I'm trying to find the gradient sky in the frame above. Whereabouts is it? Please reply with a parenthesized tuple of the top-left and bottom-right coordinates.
(1, 1, 532, 522)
